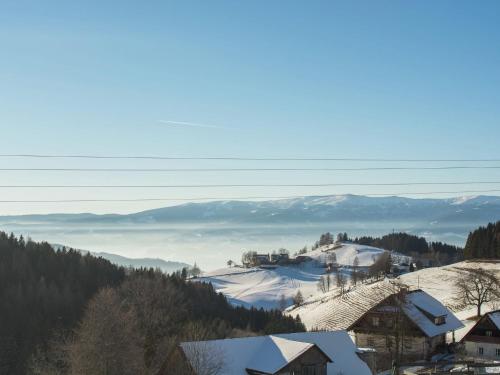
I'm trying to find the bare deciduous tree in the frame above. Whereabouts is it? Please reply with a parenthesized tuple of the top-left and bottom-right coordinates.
(180, 322, 225, 375)
(336, 270, 347, 295)
(369, 252, 391, 280)
(69, 288, 144, 375)
(352, 256, 360, 286)
(455, 267, 500, 317)
(317, 274, 332, 293)
(327, 252, 337, 265)
(181, 343, 225, 375)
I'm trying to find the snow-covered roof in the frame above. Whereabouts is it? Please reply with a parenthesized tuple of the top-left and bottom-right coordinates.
(406, 291, 449, 317)
(403, 291, 464, 337)
(286, 281, 395, 331)
(180, 331, 372, 375)
(246, 336, 317, 374)
(287, 282, 463, 337)
(488, 311, 500, 330)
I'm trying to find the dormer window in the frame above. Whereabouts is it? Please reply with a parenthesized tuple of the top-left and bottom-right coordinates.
(434, 316, 445, 325)
(486, 330, 493, 337)
(372, 316, 380, 327)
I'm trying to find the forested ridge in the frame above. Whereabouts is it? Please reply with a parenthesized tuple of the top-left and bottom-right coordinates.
(464, 221, 500, 259)
(310, 231, 463, 266)
(0, 232, 125, 374)
(353, 232, 463, 265)
(0, 231, 304, 375)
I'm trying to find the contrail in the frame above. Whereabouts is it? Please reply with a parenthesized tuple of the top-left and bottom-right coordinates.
(157, 120, 227, 129)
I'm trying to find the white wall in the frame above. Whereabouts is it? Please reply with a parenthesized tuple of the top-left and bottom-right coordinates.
(464, 340, 500, 360)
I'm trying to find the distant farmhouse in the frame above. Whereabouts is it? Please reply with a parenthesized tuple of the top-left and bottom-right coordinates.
(243, 251, 311, 268)
(255, 253, 272, 266)
(287, 281, 463, 367)
(461, 310, 500, 360)
(180, 331, 373, 375)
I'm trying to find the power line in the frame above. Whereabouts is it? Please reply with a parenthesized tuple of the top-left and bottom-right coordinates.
(0, 181, 500, 188)
(0, 154, 499, 162)
(1, 189, 500, 203)
(0, 166, 500, 172)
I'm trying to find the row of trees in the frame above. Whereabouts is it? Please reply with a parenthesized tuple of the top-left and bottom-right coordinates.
(354, 232, 463, 266)
(316, 252, 393, 296)
(311, 232, 349, 250)
(317, 270, 348, 294)
(464, 221, 500, 259)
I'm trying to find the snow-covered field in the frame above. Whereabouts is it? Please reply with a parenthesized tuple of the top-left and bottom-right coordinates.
(199, 263, 325, 310)
(197, 243, 389, 309)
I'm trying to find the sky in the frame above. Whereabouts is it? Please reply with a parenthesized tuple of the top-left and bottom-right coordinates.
(0, 0, 499, 215)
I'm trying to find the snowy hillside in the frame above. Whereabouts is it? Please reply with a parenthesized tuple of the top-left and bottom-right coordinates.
(286, 260, 500, 340)
(198, 263, 324, 310)
(307, 242, 390, 267)
(197, 242, 390, 309)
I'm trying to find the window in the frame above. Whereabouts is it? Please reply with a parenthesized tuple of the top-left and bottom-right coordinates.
(434, 316, 446, 325)
(372, 316, 380, 327)
(478, 347, 484, 356)
(496, 348, 500, 357)
(367, 337, 375, 347)
(486, 330, 493, 337)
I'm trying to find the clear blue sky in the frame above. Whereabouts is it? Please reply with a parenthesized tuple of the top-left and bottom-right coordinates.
(0, 0, 499, 214)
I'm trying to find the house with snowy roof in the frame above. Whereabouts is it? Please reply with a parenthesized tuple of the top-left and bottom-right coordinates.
(287, 281, 463, 367)
(179, 331, 374, 375)
(461, 310, 500, 360)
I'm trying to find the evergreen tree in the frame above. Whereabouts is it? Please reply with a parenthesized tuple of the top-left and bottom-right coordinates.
(293, 290, 304, 306)
(464, 221, 500, 259)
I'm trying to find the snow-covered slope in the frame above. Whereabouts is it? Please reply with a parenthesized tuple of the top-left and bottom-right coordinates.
(197, 243, 389, 309)
(307, 242, 389, 267)
(287, 260, 500, 340)
(199, 263, 324, 310)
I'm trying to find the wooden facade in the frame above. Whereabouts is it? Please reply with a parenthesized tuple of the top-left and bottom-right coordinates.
(461, 311, 500, 360)
(246, 345, 330, 375)
(351, 295, 446, 364)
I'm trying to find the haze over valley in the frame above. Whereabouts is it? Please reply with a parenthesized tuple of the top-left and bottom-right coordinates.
(2, 194, 498, 270)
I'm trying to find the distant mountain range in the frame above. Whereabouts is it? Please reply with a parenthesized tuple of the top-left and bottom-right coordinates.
(2, 195, 499, 269)
(3, 194, 499, 226)
(52, 244, 190, 274)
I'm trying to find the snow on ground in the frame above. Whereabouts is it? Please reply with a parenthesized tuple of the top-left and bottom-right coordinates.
(198, 262, 326, 310)
(286, 260, 500, 341)
(399, 260, 500, 341)
(197, 243, 389, 310)
(307, 242, 400, 267)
